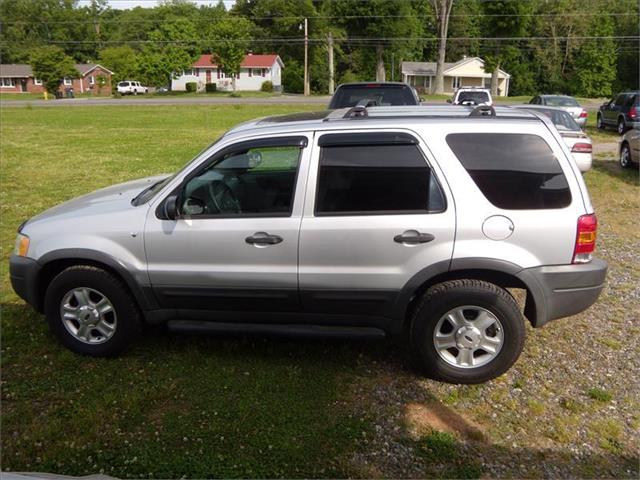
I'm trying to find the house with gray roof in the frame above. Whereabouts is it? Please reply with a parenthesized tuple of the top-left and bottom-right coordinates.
(0, 63, 113, 95)
(401, 57, 511, 96)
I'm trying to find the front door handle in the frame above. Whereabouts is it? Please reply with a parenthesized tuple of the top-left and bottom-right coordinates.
(394, 231, 435, 244)
(245, 232, 283, 246)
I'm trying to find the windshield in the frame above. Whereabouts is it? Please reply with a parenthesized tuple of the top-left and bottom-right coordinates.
(330, 85, 417, 108)
(545, 96, 579, 107)
(456, 91, 490, 105)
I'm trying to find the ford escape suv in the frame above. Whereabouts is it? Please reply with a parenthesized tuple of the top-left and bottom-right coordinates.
(10, 105, 607, 384)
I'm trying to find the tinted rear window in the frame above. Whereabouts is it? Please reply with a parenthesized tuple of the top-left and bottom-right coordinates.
(330, 85, 417, 108)
(446, 133, 571, 210)
(456, 91, 490, 104)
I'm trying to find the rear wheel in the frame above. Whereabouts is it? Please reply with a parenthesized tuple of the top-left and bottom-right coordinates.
(44, 266, 141, 356)
(620, 142, 633, 169)
(617, 117, 627, 135)
(410, 279, 525, 384)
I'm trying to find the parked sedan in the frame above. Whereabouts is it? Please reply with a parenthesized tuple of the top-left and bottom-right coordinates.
(619, 128, 640, 169)
(514, 105, 592, 172)
(529, 95, 588, 127)
(597, 91, 639, 134)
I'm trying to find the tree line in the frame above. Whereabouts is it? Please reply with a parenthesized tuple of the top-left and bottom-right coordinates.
(0, 0, 637, 96)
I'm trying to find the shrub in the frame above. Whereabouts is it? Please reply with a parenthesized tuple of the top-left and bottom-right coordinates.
(229, 92, 241, 98)
(260, 80, 273, 93)
(282, 60, 303, 93)
(185, 82, 197, 93)
(205, 83, 217, 93)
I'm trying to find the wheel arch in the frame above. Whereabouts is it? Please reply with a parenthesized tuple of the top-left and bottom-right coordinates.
(36, 249, 158, 314)
(395, 258, 542, 338)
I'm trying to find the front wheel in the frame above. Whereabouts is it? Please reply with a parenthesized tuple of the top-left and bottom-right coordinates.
(44, 265, 141, 356)
(410, 279, 525, 384)
(596, 114, 605, 130)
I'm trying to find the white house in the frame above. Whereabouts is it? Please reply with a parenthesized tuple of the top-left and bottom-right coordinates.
(172, 53, 284, 92)
(401, 57, 511, 96)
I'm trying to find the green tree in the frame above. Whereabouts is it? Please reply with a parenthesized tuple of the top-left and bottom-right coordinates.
(481, 0, 532, 96)
(207, 17, 254, 91)
(29, 46, 79, 95)
(98, 46, 139, 84)
(136, 3, 199, 88)
(569, 15, 617, 97)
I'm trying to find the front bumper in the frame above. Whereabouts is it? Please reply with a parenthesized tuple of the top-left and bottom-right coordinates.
(517, 258, 608, 327)
(9, 255, 43, 312)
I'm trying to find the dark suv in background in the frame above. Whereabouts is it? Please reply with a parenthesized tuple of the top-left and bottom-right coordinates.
(328, 82, 421, 108)
(597, 91, 639, 134)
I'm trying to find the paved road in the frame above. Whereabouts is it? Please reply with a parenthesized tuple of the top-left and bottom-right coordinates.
(0, 95, 332, 108)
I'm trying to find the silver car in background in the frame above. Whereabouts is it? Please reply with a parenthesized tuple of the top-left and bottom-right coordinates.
(529, 95, 588, 127)
(619, 128, 640, 169)
(514, 104, 592, 172)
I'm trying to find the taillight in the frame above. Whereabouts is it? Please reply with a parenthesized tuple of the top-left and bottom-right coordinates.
(572, 142, 592, 153)
(629, 106, 637, 119)
(579, 110, 588, 118)
(573, 214, 597, 263)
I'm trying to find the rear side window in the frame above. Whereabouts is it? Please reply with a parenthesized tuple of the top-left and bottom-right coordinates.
(316, 139, 445, 215)
(625, 94, 637, 107)
(446, 133, 571, 210)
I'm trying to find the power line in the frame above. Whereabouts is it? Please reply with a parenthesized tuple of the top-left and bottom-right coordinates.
(1, 11, 636, 25)
(1, 35, 637, 45)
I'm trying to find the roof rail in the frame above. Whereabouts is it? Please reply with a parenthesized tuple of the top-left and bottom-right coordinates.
(343, 105, 368, 118)
(469, 105, 496, 117)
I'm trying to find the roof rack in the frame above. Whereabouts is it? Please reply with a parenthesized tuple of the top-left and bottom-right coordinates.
(343, 105, 369, 118)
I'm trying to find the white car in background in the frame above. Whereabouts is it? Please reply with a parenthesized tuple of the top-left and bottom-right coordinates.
(514, 105, 592, 172)
(449, 87, 493, 106)
(117, 81, 148, 95)
(529, 95, 588, 127)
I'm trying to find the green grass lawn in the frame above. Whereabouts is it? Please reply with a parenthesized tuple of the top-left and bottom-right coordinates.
(1, 104, 638, 478)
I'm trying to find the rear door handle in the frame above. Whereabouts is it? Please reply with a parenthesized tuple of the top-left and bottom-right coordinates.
(245, 232, 283, 245)
(394, 232, 435, 244)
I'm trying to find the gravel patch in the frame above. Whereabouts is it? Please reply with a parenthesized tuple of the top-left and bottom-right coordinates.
(346, 203, 639, 477)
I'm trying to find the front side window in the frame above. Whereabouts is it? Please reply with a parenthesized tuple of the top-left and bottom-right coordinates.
(446, 133, 571, 210)
(181, 144, 303, 217)
(315, 138, 445, 215)
(614, 95, 625, 106)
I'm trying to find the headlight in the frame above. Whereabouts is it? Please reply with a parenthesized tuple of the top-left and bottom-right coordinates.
(14, 233, 30, 257)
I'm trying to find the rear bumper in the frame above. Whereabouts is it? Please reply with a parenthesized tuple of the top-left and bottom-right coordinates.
(518, 259, 607, 327)
(9, 255, 42, 312)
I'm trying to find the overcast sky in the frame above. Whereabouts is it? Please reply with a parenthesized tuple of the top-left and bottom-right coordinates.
(77, 0, 234, 9)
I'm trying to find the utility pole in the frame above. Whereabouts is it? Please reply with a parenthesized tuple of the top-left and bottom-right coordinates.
(304, 17, 310, 96)
(327, 31, 334, 94)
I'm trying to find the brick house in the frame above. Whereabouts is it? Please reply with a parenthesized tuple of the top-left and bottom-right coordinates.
(0, 63, 114, 95)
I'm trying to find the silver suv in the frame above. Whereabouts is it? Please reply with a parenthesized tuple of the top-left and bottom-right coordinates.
(10, 105, 607, 383)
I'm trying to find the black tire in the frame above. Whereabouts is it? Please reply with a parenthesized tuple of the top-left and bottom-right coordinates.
(620, 142, 633, 169)
(596, 114, 605, 130)
(617, 117, 627, 135)
(410, 279, 525, 384)
(44, 265, 141, 356)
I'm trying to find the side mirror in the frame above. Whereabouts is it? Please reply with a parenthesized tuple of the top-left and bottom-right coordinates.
(163, 194, 178, 220)
(446, 98, 452, 103)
